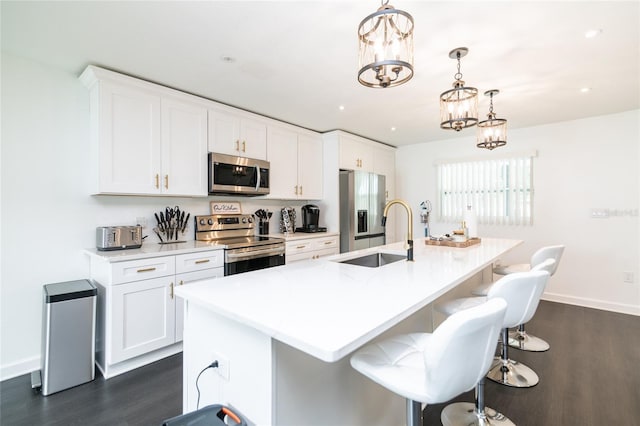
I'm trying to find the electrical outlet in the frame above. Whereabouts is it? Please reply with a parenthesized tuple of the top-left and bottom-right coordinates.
(590, 209, 609, 219)
(623, 271, 635, 284)
(211, 351, 230, 380)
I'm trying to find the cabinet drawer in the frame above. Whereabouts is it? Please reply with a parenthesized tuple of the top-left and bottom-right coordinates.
(311, 236, 339, 251)
(285, 240, 315, 255)
(175, 250, 224, 274)
(111, 257, 175, 285)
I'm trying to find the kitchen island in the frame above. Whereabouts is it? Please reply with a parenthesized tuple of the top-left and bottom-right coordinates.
(176, 237, 521, 425)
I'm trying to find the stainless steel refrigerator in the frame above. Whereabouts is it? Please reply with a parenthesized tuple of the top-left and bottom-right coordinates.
(339, 170, 386, 253)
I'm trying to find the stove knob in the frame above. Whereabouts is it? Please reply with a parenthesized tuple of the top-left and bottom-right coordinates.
(207, 219, 214, 225)
(199, 219, 206, 226)
(241, 217, 247, 223)
(247, 217, 253, 223)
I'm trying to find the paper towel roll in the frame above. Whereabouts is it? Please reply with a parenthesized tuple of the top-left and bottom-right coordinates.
(464, 205, 478, 238)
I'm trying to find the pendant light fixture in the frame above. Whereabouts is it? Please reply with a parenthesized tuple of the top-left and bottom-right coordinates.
(357, 0, 414, 88)
(439, 47, 478, 131)
(476, 90, 507, 150)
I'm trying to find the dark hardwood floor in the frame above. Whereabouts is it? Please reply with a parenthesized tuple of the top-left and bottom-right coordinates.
(0, 352, 183, 426)
(1, 301, 639, 425)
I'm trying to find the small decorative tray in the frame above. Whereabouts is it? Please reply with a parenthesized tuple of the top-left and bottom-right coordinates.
(425, 237, 481, 248)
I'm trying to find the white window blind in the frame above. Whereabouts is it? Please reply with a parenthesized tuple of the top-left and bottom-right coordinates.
(436, 152, 535, 225)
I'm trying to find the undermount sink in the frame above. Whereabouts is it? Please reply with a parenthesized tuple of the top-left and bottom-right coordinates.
(338, 252, 407, 268)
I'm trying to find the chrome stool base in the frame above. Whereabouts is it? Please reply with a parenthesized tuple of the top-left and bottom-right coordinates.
(442, 402, 515, 426)
(508, 327, 550, 352)
(487, 356, 539, 388)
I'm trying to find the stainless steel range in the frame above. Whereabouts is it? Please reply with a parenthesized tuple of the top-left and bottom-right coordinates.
(195, 214, 285, 276)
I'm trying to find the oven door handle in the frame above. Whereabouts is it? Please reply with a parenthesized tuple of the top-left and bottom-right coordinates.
(226, 246, 285, 263)
(255, 164, 261, 192)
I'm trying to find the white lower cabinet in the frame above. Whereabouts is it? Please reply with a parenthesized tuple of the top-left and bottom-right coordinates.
(110, 277, 175, 364)
(91, 249, 223, 378)
(286, 235, 339, 263)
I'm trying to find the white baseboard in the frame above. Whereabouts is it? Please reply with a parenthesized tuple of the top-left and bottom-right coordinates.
(2, 344, 184, 383)
(1, 355, 40, 382)
(542, 292, 640, 316)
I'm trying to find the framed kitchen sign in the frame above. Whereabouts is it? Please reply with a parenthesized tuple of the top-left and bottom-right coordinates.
(210, 201, 242, 214)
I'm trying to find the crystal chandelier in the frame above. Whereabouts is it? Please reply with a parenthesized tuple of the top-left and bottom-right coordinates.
(357, 1, 414, 88)
(439, 47, 478, 131)
(477, 90, 507, 150)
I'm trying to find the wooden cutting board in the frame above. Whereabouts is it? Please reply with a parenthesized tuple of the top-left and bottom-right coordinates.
(425, 237, 481, 248)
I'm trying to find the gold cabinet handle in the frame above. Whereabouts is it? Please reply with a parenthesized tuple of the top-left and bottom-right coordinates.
(235, 140, 240, 151)
(242, 141, 246, 152)
(294, 185, 298, 195)
(296, 245, 306, 249)
(164, 175, 169, 189)
(195, 259, 210, 264)
(179, 280, 184, 286)
(155, 174, 159, 189)
(299, 185, 303, 195)
(137, 267, 156, 273)
(324, 241, 333, 245)
(170, 282, 174, 299)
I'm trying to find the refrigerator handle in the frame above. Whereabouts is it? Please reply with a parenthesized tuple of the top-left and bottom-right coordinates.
(357, 210, 368, 233)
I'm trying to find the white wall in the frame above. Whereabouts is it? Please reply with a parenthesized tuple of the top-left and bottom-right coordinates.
(2, 51, 638, 381)
(0, 53, 322, 380)
(396, 110, 640, 316)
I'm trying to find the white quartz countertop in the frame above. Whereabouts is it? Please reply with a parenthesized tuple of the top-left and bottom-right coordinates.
(175, 237, 522, 363)
(84, 240, 225, 262)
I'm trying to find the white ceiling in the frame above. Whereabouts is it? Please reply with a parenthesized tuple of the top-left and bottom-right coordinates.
(2, 1, 639, 147)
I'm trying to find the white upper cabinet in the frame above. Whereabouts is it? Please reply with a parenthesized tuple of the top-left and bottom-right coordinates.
(208, 107, 267, 160)
(266, 126, 298, 199)
(161, 96, 208, 196)
(297, 133, 323, 200)
(93, 80, 162, 194)
(339, 134, 374, 171)
(267, 125, 323, 200)
(80, 66, 208, 196)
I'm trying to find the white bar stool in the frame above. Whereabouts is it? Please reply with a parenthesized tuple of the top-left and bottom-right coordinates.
(350, 298, 507, 426)
(436, 269, 550, 424)
(436, 267, 551, 393)
(473, 245, 564, 352)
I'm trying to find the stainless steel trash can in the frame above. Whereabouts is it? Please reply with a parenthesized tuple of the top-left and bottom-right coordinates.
(39, 279, 97, 396)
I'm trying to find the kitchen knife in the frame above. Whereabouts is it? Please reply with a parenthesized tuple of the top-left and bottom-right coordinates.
(181, 213, 190, 233)
(155, 212, 163, 232)
(153, 227, 164, 243)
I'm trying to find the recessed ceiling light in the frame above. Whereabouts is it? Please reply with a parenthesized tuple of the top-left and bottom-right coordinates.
(391, 127, 397, 132)
(338, 105, 345, 111)
(584, 29, 602, 38)
(220, 55, 236, 63)
(580, 87, 592, 93)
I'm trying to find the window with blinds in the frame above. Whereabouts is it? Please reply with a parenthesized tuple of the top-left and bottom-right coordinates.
(436, 152, 535, 225)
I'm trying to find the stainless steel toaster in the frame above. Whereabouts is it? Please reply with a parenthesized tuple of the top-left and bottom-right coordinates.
(96, 226, 143, 251)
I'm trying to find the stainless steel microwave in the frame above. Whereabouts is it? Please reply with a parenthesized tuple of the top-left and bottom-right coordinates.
(208, 152, 270, 196)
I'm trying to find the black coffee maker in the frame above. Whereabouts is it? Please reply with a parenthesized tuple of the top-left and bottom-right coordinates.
(296, 204, 326, 233)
